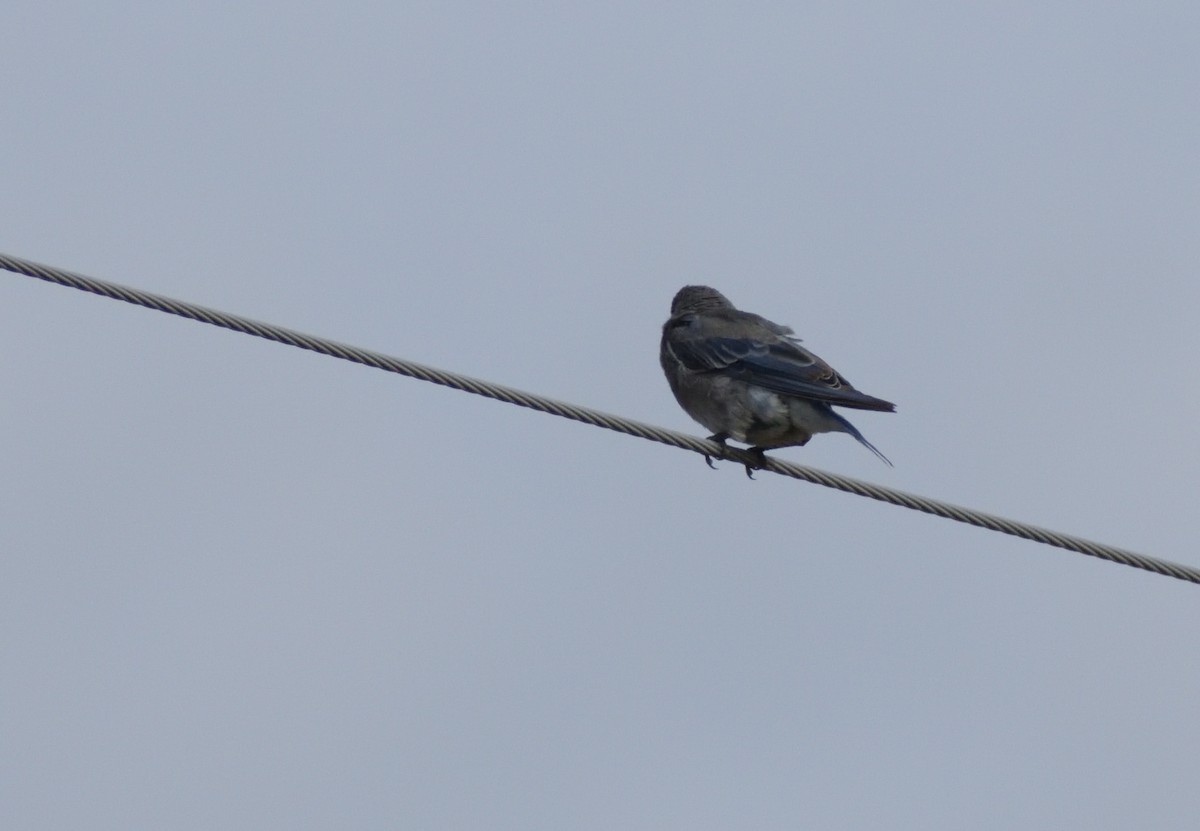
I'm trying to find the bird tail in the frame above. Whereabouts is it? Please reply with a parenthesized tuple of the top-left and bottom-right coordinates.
(828, 410, 893, 467)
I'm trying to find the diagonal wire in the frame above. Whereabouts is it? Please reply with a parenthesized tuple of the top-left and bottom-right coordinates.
(3, 250, 1197, 586)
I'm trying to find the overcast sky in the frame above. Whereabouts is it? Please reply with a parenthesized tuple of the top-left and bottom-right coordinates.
(3, 3, 1199, 829)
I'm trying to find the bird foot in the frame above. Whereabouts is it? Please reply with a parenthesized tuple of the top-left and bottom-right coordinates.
(704, 433, 730, 469)
(702, 434, 768, 479)
(743, 447, 768, 479)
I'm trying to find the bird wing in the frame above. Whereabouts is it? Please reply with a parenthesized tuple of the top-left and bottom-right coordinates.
(667, 327, 895, 412)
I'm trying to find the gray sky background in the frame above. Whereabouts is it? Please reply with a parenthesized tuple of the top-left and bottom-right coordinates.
(3, 3, 1198, 829)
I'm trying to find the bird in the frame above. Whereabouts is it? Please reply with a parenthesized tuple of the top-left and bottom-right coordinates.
(660, 285, 895, 476)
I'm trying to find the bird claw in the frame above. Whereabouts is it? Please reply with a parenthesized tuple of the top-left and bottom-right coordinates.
(701, 435, 767, 480)
(704, 433, 730, 471)
(743, 447, 768, 480)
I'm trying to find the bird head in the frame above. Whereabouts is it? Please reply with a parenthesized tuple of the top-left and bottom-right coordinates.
(670, 285, 734, 315)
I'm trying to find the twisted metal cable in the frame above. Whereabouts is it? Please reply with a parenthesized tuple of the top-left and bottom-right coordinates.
(4, 250, 1196, 586)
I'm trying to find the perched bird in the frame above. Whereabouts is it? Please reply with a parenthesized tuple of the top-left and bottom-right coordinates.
(660, 285, 895, 475)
